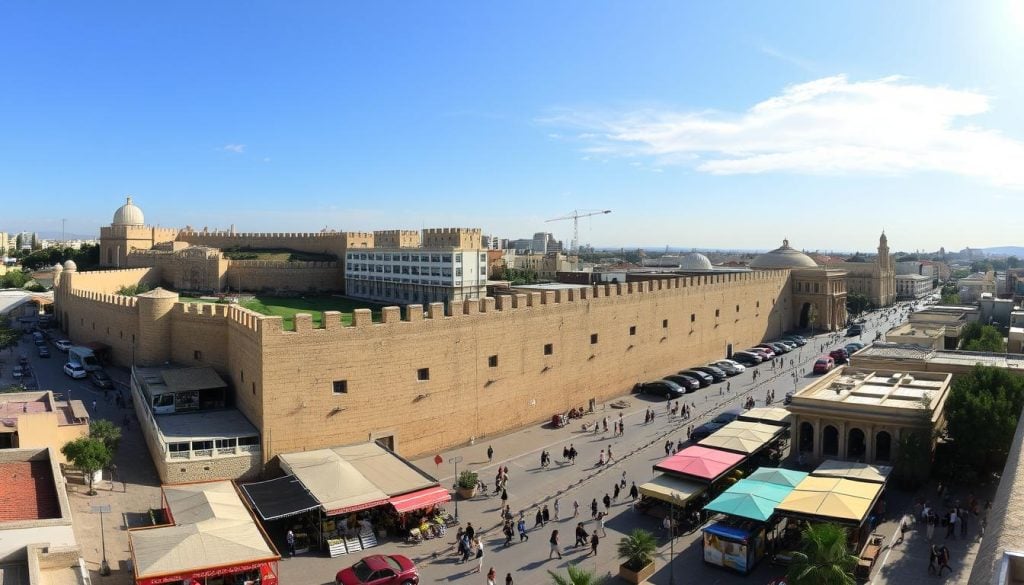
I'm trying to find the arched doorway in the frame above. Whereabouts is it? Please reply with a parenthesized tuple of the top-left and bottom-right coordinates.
(799, 422, 814, 453)
(848, 428, 866, 461)
(799, 302, 812, 329)
(875, 431, 892, 462)
(823, 425, 839, 457)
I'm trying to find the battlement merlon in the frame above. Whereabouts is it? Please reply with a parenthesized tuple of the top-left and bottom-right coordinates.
(421, 227, 483, 250)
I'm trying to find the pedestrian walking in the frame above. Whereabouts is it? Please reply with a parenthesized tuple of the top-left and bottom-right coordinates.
(535, 507, 544, 529)
(591, 498, 598, 519)
(896, 514, 911, 544)
(598, 511, 606, 536)
(549, 530, 562, 559)
(501, 488, 508, 506)
(553, 498, 560, 520)
(938, 545, 952, 576)
(665, 441, 672, 456)
(487, 567, 496, 585)
(607, 445, 614, 462)
(589, 531, 600, 557)
(629, 482, 639, 501)
(91, 399, 97, 411)
(568, 445, 577, 465)
(928, 545, 938, 575)
(286, 529, 296, 557)
(466, 522, 476, 541)
(597, 449, 605, 466)
(612, 483, 620, 503)
(474, 536, 485, 573)
(505, 574, 513, 585)
(573, 500, 579, 518)
(946, 509, 958, 539)
(503, 522, 513, 546)
(620, 470, 627, 489)
(575, 523, 588, 546)
(517, 518, 528, 542)
(960, 506, 969, 537)
(603, 493, 611, 513)
(926, 511, 936, 541)
(542, 505, 550, 524)
(727, 381, 731, 392)
(487, 445, 493, 462)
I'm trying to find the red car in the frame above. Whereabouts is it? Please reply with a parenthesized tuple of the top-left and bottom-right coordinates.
(829, 348, 849, 364)
(813, 357, 835, 374)
(336, 555, 419, 585)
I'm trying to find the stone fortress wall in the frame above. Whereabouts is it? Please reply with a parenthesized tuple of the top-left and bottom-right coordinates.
(55, 265, 795, 463)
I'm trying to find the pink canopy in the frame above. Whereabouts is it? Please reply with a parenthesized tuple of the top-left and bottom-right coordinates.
(654, 445, 745, 481)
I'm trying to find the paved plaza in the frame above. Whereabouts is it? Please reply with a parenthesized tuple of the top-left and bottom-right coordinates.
(6, 301, 989, 585)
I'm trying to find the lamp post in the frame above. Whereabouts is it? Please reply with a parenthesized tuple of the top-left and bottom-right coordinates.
(668, 493, 684, 585)
(449, 455, 463, 521)
(91, 504, 112, 576)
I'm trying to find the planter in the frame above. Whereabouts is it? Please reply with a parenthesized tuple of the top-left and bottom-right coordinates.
(618, 561, 655, 584)
(456, 486, 477, 499)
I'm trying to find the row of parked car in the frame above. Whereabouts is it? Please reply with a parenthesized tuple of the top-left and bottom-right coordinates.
(812, 341, 866, 374)
(633, 333, 811, 401)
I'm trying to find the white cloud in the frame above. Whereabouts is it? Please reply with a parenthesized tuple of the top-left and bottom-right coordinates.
(547, 75, 1024, 189)
(220, 144, 246, 154)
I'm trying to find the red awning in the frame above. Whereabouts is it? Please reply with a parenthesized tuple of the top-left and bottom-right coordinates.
(325, 498, 391, 517)
(389, 486, 452, 514)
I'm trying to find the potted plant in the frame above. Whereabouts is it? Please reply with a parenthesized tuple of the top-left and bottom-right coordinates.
(617, 528, 657, 584)
(456, 470, 478, 499)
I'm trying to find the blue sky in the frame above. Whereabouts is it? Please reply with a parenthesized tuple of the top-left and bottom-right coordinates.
(3, 1, 1024, 252)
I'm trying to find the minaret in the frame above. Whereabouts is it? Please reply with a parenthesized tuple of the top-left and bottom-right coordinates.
(877, 231, 890, 270)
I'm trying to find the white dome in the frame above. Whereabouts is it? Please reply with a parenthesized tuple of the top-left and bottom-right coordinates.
(52, 263, 63, 272)
(62, 260, 77, 272)
(750, 239, 819, 269)
(680, 252, 713, 271)
(113, 196, 145, 226)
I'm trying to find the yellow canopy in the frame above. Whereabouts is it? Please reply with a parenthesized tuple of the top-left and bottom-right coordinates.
(697, 420, 782, 454)
(775, 476, 882, 523)
(639, 474, 707, 505)
(812, 459, 892, 484)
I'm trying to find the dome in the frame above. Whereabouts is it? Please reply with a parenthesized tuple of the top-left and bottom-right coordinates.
(680, 252, 713, 271)
(52, 263, 63, 272)
(62, 260, 77, 272)
(750, 239, 819, 269)
(112, 196, 145, 226)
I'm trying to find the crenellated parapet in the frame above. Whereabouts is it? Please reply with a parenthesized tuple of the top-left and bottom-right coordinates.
(67, 288, 140, 308)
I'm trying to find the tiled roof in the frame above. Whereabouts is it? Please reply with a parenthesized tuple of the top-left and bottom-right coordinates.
(0, 461, 61, 522)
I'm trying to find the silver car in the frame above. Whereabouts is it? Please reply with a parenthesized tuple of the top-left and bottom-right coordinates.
(712, 359, 746, 375)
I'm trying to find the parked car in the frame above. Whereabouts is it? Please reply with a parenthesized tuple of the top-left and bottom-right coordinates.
(712, 360, 746, 375)
(689, 409, 744, 441)
(829, 348, 849, 364)
(847, 324, 863, 336)
(37, 346, 50, 358)
(781, 335, 807, 346)
(730, 351, 762, 366)
(336, 554, 419, 585)
(54, 339, 72, 352)
(663, 374, 701, 392)
(90, 370, 114, 390)
(679, 369, 713, 387)
(775, 340, 798, 351)
(761, 342, 790, 354)
(692, 366, 727, 382)
(844, 342, 864, 355)
(635, 380, 686, 399)
(63, 362, 87, 379)
(813, 357, 835, 374)
(12, 366, 25, 379)
(783, 392, 794, 405)
(747, 347, 775, 360)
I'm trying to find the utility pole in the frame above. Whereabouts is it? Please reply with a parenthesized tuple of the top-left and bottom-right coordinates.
(449, 455, 463, 521)
(61, 218, 67, 247)
(91, 504, 112, 575)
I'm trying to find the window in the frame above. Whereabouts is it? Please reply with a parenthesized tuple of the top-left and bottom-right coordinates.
(442, 255, 452, 263)
(814, 283, 820, 293)
(431, 254, 441, 262)
(252, 382, 256, 395)
(168, 442, 189, 454)
(240, 370, 244, 382)
(590, 333, 599, 344)
(481, 254, 487, 262)
(401, 254, 410, 262)
(736, 304, 740, 312)
(215, 438, 236, 449)
(756, 301, 760, 308)
(417, 368, 430, 381)
(629, 326, 636, 336)
(455, 253, 462, 262)
(690, 313, 695, 323)
(384, 254, 392, 261)
(333, 380, 348, 394)
(543, 343, 553, 355)
(194, 350, 202, 360)
(238, 436, 259, 447)
(663, 319, 668, 328)
(456, 267, 462, 277)
(488, 355, 498, 368)
(715, 309, 720, 317)
(192, 440, 213, 451)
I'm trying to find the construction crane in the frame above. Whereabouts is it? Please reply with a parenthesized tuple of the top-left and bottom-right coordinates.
(546, 209, 612, 253)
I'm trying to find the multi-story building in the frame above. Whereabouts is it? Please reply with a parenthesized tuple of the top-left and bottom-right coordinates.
(895, 273, 934, 299)
(828, 233, 896, 307)
(959, 271, 997, 303)
(0, 391, 89, 463)
(344, 228, 487, 305)
(505, 250, 581, 280)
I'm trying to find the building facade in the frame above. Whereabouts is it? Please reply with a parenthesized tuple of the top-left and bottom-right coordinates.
(829, 233, 897, 307)
(895, 273, 934, 299)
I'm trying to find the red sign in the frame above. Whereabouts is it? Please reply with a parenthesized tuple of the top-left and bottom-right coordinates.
(434, 454, 443, 466)
(136, 561, 277, 585)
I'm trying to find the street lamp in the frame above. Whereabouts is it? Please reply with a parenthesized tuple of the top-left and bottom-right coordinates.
(448, 455, 463, 521)
(91, 504, 112, 576)
(669, 493, 684, 585)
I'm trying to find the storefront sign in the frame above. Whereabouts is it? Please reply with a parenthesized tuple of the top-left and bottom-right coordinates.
(137, 561, 277, 585)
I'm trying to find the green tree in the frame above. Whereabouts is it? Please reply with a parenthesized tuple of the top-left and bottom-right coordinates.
(116, 283, 152, 296)
(617, 529, 657, 571)
(549, 565, 604, 585)
(960, 322, 1006, 352)
(89, 419, 122, 453)
(0, 316, 20, 352)
(845, 292, 872, 317)
(61, 437, 112, 495)
(787, 522, 857, 585)
(0, 269, 29, 289)
(892, 395, 934, 488)
(1009, 256, 1021, 269)
(945, 365, 1024, 475)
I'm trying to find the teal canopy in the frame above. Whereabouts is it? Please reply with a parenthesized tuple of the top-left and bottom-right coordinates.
(746, 467, 808, 488)
(704, 471, 805, 522)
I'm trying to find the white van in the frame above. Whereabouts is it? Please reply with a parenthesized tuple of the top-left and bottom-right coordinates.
(67, 346, 102, 372)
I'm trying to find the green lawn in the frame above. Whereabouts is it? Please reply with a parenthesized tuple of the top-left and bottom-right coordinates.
(179, 295, 383, 330)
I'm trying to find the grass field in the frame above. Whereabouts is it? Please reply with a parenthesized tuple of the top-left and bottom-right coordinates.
(179, 295, 383, 330)
(221, 247, 337, 262)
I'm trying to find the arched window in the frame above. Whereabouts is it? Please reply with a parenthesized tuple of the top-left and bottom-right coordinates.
(823, 425, 839, 457)
(848, 428, 867, 460)
(875, 431, 892, 462)
(799, 422, 814, 453)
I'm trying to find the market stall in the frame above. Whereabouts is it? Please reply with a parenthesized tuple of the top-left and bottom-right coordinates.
(654, 445, 746, 483)
(737, 407, 792, 427)
(810, 459, 892, 484)
(240, 475, 321, 554)
(702, 521, 766, 575)
(697, 420, 784, 455)
(128, 481, 280, 585)
(275, 442, 449, 556)
(774, 474, 884, 549)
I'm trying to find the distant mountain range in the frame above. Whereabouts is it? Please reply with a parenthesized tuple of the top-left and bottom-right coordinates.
(981, 246, 1024, 256)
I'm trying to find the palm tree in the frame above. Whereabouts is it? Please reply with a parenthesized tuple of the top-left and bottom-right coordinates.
(548, 564, 604, 585)
(787, 522, 858, 585)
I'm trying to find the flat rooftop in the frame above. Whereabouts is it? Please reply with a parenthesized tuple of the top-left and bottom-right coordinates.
(0, 391, 88, 429)
(795, 367, 949, 410)
(855, 343, 1024, 371)
(156, 408, 259, 442)
(0, 461, 60, 522)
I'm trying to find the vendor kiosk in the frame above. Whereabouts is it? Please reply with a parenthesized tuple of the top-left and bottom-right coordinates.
(702, 522, 766, 575)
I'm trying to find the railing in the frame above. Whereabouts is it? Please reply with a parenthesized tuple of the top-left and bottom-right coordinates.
(193, 449, 214, 458)
(169, 451, 190, 459)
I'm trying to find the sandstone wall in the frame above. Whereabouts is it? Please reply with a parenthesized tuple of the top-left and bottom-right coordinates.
(257, 271, 793, 460)
(224, 260, 342, 293)
(176, 231, 350, 258)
